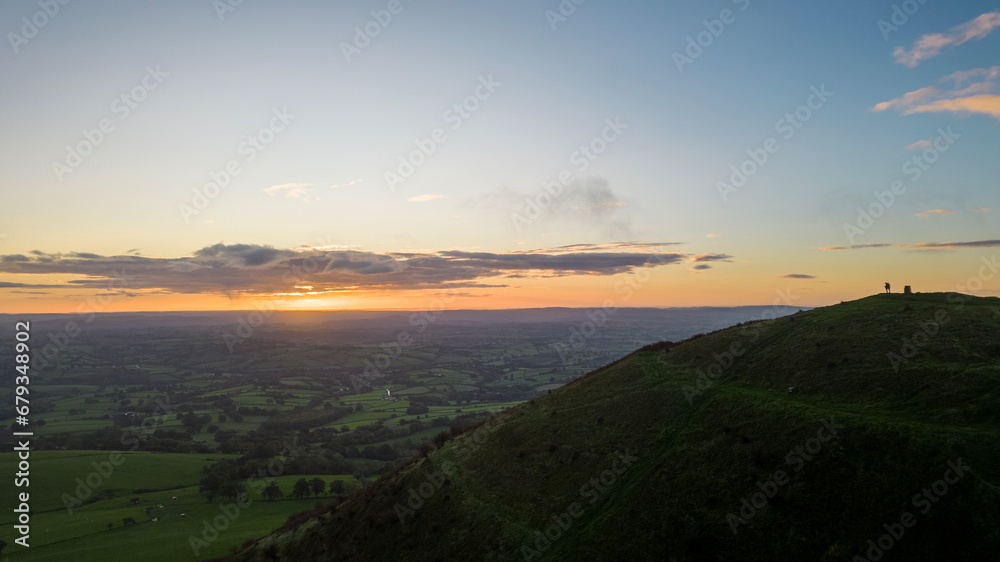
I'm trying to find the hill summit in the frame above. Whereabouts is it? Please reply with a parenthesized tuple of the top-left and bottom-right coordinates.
(229, 293, 1000, 561)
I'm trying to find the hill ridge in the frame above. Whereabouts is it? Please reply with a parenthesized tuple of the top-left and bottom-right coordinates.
(228, 292, 1000, 561)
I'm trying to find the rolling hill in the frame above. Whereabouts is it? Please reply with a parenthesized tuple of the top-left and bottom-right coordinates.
(225, 292, 1000, 561)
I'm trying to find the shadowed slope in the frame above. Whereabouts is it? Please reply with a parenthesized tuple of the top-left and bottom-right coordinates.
(227, 293, 1000, 562)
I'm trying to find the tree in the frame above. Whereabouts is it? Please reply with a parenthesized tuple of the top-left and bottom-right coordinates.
(199, 471, 227, 501)
(329, 479, 345, 496)
(292, 478, 310, 499)
(262, 481, 282, 501)
(219, 479, 246, 502)
(406, 403, 429, 415)
(307, 477, 326, 497)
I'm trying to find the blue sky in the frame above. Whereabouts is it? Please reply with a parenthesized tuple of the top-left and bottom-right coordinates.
(1, 0, 997, 312)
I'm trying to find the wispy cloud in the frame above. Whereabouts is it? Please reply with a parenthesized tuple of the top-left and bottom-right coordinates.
(972, 207, 992, 213)
(0, 281, 66, 289)
(780, 274, 815, 279)
(690, 264, 712, 272)
(690, 253, 733, 263)
(818, 243, 893, 251)
(904, 94, 1000, 120)
(468, 176, 632, 237)
(706, 233, 722, 238)
(915, 209, 953, 218)
(901, 240, 1000, 249)
(821, 239, 1000, 251)
(330, 179, 362, 189)
(408, 194, 444, 202)
(874, 66, 1000, 120)
(261, 183, 315, 200)
(893, 12, 1000, 67)
(906, 139, 933, 151)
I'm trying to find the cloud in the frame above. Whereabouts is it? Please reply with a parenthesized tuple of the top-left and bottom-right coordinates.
(873, 66, 1000, 120)
(690, 264, 712, 271)
(818, 243, 893, 251)
(705, 233, 722, 238)
(408, 194, 444, 202)
(0, 281, 66, 289)
(193, 243, 295, 266)
(0, 242, 707, 298)
(261, 183, 315, 200)
(944, 66, 1000, 87)
(904, 94, 1000, 120)
(330, 179, 362, 189)
(873, 87, 939, 112)
(901, 240, 1000, 249)
(893, 12, 1000, 67)
(468, 176, 632, 236)
(547, 241, 683, 253)
(915, 209, 953, 218)
(906, 140, 933, 151)
(690, 253, 733, 263)
(780, 274, 816, 279)
(820, 240, 1000, 251)
(972, 207, 992, 213)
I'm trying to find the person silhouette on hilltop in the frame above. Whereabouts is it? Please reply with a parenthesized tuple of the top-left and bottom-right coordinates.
(885, 282, 891, 294)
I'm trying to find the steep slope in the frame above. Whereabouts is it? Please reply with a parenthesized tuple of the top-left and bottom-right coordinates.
(228, 293, 1000, 561)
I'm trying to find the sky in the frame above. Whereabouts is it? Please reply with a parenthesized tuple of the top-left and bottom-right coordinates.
(1, 0, 998, 313)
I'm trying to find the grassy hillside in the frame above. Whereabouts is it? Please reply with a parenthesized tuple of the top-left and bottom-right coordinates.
(228, 293, 1000, 561)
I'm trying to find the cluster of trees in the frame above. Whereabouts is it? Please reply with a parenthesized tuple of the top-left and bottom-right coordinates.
(199, 458, 357, 502)
(259, 477, 350, 500)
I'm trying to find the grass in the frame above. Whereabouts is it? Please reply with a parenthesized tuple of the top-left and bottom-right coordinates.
(0, 451, 355, 561)
(228, 293, 1000, 562)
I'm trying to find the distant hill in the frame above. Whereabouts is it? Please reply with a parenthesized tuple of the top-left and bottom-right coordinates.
(226, 293, 1000, 561)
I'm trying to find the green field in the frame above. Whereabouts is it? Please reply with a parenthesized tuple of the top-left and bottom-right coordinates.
(0, 451, 356, 561)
